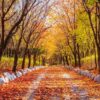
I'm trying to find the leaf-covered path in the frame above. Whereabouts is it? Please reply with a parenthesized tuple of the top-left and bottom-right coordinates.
(25, 66, 100, 100)
(0, 66, 100, 99)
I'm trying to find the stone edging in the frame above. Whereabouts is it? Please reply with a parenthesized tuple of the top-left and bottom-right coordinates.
(65, 66, 100, 83)
(0, 66, 44, 85)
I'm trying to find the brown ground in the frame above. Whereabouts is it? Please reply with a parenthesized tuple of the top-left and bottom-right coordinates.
(0, 66, 100, 100)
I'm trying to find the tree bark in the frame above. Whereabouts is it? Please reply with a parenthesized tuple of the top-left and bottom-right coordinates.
(0, 48, 3, 61)
(97, 47, 100, 74)
(77, 44, 81, 67)
(65, 55, 69, 65)
(28, 50, 31, 68)
(22, 44, 28, 69)
(12, 52, 18, 72)
(73, 53, 77, 67)
(94, 43, 98, 69)
(33, 54, 37, 66)
(12, 36, 22, 72)
(42, 57, 45, 66)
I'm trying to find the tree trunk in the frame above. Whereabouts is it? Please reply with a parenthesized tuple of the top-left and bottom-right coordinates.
(12, 52, 18, 72)
(12, 36, 22, 72)
(65, 55, 69, 65)
(95, 49, 97, 69)
(0, 48, 3, 61)
(73, 53, 77, 67)
(39, 55, 41, 65)
(22, 46, 28, 69)
(33, 54, 36, 66)
(22, 53, 26, 69)
(94, 43, 98, 69)
(28, 50, 31, 68)
(97, 47, 100, 74)
(62, 56, 65, 65)
(22, 31, 32, 69)
(96, 1, 100, 73)
(73, 37, 78, 67)
(77, 44, 81, 67)
(42, 57, 45, 66)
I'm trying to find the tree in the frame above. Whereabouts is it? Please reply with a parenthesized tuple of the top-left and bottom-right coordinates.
(21, 0, 50, 69)
(82, 0, 100, 73)
(0, 0, 37, 60)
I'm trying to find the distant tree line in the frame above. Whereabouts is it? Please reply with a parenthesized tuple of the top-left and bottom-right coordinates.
(49, 0, 100, 73)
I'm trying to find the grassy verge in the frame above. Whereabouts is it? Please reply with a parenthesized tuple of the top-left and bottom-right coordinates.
(0, 57, 29, 71)
(81, 55, 95, 64)
(0, 56, 42, 71)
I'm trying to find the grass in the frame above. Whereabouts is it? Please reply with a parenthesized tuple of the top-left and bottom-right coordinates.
(81, 55, 95, 64)
(0, 56, 29, 71)
(0, 56, 42, 71)
(71, 54, 97, 69)
(0, 55, 96, 72)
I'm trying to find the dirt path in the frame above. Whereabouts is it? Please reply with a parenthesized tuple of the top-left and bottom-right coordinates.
(0, 66, 100, 99)
(25, 66, 100, 100)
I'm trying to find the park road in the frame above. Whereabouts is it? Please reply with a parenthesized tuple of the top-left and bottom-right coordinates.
(24, 66, 100, 100)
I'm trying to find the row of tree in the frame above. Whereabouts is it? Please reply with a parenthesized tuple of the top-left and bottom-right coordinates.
(46, 0, 100, 73)
(0, 0, 52, 72)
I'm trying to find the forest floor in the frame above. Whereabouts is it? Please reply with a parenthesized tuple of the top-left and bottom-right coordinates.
(0, 66, 100, 100)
